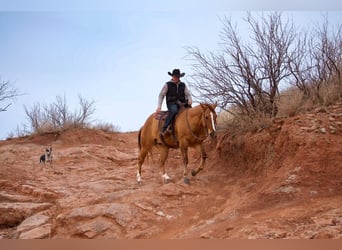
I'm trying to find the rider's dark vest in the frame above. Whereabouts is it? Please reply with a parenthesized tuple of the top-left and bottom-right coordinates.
(166, 81, 186, 105)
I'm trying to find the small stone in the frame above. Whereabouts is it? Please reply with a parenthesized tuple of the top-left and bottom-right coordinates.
(329, 126, 337, 134)
(156, 211, 166, 217)
(319, 128, 327, 134)
(200, 230, 213, 239)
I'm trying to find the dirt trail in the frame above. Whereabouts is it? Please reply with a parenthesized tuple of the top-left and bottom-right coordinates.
(1, 102, 342, 239)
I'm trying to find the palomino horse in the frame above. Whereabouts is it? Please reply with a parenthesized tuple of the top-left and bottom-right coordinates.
(137, 103, 217, 184)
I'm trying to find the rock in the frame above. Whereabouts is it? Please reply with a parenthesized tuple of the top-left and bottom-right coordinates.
(16, 213, 50, 233)
(55, 203, 149, 238)
(19, 224, 51, 239)
(20, 185, 60, 200)
(0, 192, 33, 202)
(75, 218, 113, 238)
(58, 203, 136, 228)
(0, 202, 52, 226)
(312, 230, 335, 239)
(300, 126, 316, 132)
(277, 185, 298, 194)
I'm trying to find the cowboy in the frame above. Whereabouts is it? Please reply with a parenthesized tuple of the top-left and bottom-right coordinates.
(156, 69, 193, 135)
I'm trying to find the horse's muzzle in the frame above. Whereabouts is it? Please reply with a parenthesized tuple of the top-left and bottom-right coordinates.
(209, 131, 217, 139)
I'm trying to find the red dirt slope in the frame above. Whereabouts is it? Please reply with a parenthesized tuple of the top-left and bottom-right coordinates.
(0, 102, 341, 239)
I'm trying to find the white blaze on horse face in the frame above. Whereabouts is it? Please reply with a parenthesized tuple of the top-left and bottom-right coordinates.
(210, 112, 216, 131)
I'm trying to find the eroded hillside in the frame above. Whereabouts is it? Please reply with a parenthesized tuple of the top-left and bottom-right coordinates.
(0, 102, 342, 239)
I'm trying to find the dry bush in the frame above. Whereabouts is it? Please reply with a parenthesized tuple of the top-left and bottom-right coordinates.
(24, 95, 95, 134)
(319, 78, 342, 106)
(217, 66, 342, 134)
(0, 77, 22, 112)
(218, 108, 272, 134)
(187, 12, 296, 119)
(92, 122, 120, 133)
(6, 124, 30, 139)
(277, 70, 342, 119)
(217, 110, 235, 130)
(187, 12, 341, 134)
(276, 87, 304, 118)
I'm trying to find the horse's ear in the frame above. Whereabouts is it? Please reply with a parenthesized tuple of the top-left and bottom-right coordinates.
(200, 103, 208, 110)
(212, 102, 217, 110)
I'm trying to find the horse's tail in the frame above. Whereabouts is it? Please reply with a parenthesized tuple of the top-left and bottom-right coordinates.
(138, 127, 142, 151)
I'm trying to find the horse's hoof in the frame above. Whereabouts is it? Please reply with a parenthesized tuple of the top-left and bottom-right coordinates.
(191, 169, 197, 176)
(183, 178, 190, 185)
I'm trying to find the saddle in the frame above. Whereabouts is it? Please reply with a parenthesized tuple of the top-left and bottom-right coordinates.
(154, 104, 191, 148)
(154, 111, 168, 121)
(154, 102, 191, 120)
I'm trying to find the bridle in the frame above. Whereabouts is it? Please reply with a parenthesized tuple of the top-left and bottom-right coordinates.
(186, 106, 216, 141)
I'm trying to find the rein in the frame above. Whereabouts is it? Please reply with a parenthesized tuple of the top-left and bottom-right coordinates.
(185, 108, 209, 141)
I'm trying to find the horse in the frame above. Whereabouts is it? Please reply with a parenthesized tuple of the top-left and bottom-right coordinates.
(137, 103, 217, 184)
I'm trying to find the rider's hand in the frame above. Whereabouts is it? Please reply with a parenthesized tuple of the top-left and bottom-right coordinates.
(156, 107, 161, 113)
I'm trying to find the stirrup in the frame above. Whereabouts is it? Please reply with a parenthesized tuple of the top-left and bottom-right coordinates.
(161, 129, 171, 136)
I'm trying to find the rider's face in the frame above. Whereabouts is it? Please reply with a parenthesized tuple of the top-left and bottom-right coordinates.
(172, 75, 180, 82)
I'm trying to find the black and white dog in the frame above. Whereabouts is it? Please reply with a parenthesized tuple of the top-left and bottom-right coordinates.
(40, 147, 53, 164)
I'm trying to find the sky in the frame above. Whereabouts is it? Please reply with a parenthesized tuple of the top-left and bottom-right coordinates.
(1, 1, 342, 139)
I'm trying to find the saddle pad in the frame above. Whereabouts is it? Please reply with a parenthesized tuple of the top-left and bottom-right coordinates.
(155, 111, 168, 120)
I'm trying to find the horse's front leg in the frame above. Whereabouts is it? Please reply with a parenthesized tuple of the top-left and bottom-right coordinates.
(191, 143, 207, 176)
(180, 147, 190, 184)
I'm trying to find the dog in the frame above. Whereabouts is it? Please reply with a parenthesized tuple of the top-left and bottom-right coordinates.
(39, 147, 53, 164)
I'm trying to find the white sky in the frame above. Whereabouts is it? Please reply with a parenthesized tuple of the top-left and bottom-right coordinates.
(1, 1, 342, 139)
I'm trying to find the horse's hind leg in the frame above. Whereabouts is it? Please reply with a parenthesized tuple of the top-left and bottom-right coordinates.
(158, 146, 171, 183)
(137, 148, 149, 183)
(181, 147, 190, 184)
(191, 143, 207, 176)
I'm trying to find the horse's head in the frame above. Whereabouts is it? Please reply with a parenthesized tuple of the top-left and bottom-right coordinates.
(200, 103, 218, 139)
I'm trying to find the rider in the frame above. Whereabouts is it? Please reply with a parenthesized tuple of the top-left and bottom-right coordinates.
(156, 69, 193, 135)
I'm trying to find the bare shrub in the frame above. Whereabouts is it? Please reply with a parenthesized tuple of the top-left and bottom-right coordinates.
(187, 12, 342, 133)
(276, 88, 304, 117)
(186, 12, 296, 120)
(218, 107, 272, 134)
(217, 110, 235, 130)
(320, 80, 342, 106)
(24, 103, 45, 133)
(92, 122, 120, 133)
(288, 14, 342, 103)
(6, 123, 30, 139)
(0, 77, 22, 112)
(24, 95, 95, 134)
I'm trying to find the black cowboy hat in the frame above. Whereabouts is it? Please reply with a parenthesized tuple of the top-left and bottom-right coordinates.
(168, 69, 185, 77)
